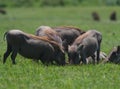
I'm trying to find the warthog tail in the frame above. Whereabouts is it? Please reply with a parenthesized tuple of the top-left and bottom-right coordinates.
(3, 31, 8, 41)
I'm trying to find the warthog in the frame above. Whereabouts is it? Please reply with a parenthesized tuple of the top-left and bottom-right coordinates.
(92, 12, 100, 21)
(35, 26, 63, 49)
(68, 30, 102, 64)
(68, 37, 98, 64)
(107, 46, 120, 64)
(110, 11, 116, 21)
(3, 30, 65, 65)
(53, 26, 85, 52)
(36, 26, 85, 52)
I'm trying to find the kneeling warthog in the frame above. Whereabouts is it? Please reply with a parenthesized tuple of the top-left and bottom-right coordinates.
(3, 30, 65, 65)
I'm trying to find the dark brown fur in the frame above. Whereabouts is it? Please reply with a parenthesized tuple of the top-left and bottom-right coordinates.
(53, 26, 85, 52)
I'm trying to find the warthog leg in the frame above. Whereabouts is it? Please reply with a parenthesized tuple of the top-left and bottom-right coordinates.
(11, 48, 18, 64)
(3, 43, 12, 64)
(91, 55, 96, 64)
(81, 53, 87, 64)
(97, 46, 100, 64)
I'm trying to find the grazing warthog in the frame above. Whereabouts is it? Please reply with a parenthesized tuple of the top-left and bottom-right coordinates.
(36, 26, 85, 52)
(107, 46, 120, 64)
(3, 30, 65, 65)
(110, 11, 116, 21)
(35, 26, 63, 49)
(68, 37, 98, 64)
(92, 12, 100, 21)
(53, 26, 85, 52)
(68, 30, 102, 64)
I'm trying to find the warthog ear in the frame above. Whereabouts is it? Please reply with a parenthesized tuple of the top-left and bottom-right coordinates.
(77, 44, 83, 52)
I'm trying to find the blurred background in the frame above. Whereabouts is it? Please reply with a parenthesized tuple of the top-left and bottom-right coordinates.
(0, 0, 120, 53)
(0, 0, 120, 7)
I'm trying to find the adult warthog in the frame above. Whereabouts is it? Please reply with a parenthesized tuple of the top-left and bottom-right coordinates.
(35, 26, 63, 49)
(53, 26, 85, 52)
(68, 30, 102, 64)
(3, 30, 65, 65)
(36, 26, 85, 52)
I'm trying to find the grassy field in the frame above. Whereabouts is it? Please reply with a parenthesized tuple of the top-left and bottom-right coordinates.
(0, 6, 120, 89)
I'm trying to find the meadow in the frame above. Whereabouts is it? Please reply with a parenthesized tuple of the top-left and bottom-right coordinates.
(0, 6, 120, 89)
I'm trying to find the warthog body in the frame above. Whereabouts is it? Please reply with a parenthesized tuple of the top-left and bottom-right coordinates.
(68, 30, 102, 64)
(35, 26, 63, 49)
(36, 26, 85, 52)
(107, 46, 120, 64)
(3, 30, 65, 65)
(53, 26, 85, 52)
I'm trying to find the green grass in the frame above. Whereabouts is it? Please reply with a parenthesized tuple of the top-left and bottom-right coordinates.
(0, 6, 120, 89)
